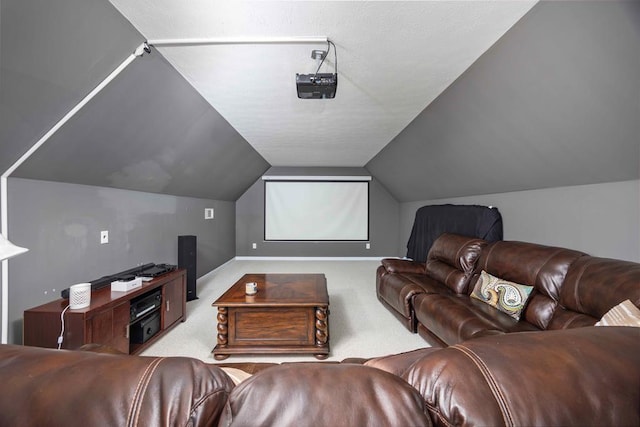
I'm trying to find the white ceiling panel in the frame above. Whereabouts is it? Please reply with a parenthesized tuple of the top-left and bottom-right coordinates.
(109, 1, 537, 166)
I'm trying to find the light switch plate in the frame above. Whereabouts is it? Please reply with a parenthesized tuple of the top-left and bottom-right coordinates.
(100, 230, 109, 244)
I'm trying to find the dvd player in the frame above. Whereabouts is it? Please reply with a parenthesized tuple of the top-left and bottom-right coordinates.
(130, 289, 162, 322)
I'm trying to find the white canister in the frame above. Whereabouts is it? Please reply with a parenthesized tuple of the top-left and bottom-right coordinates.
(69, 283, 92, 309)
(245, 282, 258, 295)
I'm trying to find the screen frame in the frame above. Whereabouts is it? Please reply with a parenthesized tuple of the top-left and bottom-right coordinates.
(263, 178, 370, 242)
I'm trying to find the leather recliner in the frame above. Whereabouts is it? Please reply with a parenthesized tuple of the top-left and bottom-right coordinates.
(376, 233, 487, 332)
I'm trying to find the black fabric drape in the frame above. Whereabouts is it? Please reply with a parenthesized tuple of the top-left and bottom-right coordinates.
(406, 204, 503, 262)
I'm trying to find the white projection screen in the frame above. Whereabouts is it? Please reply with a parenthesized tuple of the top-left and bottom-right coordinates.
(264, 180, 369, 241)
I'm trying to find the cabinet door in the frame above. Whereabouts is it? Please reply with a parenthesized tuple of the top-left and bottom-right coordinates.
(89, 308, 113, 346)
(163, 277, 185, 328)
(88, 302, 130, 353)
(111, 302, 131, 353)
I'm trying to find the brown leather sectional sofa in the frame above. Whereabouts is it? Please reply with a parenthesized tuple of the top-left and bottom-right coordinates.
(377, 232, 640, 346)
(1, 326, 638, 426)
(0, 343, 434, 426)
(1, 234, 638, 426)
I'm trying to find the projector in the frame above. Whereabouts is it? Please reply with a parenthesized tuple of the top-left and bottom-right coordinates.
(296, 73, 337, 99)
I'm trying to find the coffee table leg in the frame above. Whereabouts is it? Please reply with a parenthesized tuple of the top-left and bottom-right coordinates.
(214, 307, 230, 360)
(314, 306, 329, 360)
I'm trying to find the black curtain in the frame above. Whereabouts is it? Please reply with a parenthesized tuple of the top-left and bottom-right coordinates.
(406, 204, 503, 262)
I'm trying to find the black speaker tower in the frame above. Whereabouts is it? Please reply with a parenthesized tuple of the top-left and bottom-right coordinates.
(178, 235, 198, 301)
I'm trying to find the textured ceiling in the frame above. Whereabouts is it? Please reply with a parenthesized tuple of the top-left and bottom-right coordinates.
(108, 1, 536, 167)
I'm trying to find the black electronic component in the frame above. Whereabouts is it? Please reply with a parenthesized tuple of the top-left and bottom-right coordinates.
(130, 311, 160, 344)
(60, 263, 171, 299)
(178, 235, 197, 301)
(129, 289, 162, 322)
(296, 73, 337, 99)
(136, 263, 177, 278)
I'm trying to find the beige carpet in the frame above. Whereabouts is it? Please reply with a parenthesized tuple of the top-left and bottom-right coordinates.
(140, 259, 429, 363)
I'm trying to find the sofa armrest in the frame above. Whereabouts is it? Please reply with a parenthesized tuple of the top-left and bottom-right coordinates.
(0, 344, 235, 427)
(381, 258, 426, 274)
(404, 327, 640, 427)
(219, 363, 432, 427)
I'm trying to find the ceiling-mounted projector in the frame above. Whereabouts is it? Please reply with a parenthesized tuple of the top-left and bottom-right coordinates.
(296, 73, 337, 99)
(297, 40, 337, 99)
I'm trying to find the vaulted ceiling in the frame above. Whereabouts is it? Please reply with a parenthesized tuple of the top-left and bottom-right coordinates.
(107, 0, 537, 167)
(3, 1, 638, 203)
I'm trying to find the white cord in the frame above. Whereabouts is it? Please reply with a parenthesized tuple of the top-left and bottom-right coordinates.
(57, 304, 70, 349)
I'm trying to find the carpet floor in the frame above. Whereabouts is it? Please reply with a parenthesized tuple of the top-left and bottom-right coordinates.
(140, 259, 429, 363)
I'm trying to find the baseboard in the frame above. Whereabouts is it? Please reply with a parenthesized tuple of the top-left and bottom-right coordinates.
(234, 256, 388, 261)
(198, 256, 389, 283)
(196, 257, 236, 284)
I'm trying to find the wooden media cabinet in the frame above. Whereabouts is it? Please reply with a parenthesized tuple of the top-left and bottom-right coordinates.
(23, 269, 186, 355)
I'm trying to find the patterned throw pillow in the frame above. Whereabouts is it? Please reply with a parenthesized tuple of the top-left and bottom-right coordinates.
(471, 270, 534, 320)
(595, 299, 640, 327)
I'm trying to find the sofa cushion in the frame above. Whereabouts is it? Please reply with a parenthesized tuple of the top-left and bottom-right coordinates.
(470, 270, 533, 320)
(549, 256, 640, 329)
(425, 233, 487, 294)
(0, 344, 235, 427)
(218, 363, 432, 427)
(413, 293, 539, 346)
(404, 327, 640, 427)
(363, 348, 440, 377)
(544, 306, 599, 329)
(474, 240, 585, 330)
(595, 299, 640, 327)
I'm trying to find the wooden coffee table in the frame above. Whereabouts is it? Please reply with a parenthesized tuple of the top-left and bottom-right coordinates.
(212, 273, 329, 360)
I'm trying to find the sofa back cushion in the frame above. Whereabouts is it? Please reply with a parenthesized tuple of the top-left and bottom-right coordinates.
(0, 344, 235, 427)
(219, 363, 432, 427)
(425, 233, 487, 294)
(547, 256, 640, 329)
(404, 327, 640, 427)
(473, 241, 585, 330)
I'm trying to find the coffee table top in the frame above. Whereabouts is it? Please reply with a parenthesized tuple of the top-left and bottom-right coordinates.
(212, 273, 328, 307)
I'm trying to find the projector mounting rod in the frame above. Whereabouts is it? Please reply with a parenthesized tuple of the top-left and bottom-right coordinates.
(148, 37, 329, 47)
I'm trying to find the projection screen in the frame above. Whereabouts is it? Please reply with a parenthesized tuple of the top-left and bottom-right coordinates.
(264, 180, 369, 241)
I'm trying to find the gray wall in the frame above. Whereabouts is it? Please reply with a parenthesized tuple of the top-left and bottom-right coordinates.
(236, 168, 400, 257)
(400, 180, 640, 262)
(7, 178, 236, 344)
(367, 1, 640, 202)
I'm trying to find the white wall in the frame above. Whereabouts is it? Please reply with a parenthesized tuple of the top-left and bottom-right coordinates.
(400, 180, 640, 262)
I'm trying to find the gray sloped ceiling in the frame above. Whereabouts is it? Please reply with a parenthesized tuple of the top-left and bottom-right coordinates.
(2, 1, 638, 204)
(2, 0, 269, 202)
(11, 48, 270, 201)
(366, 1, 640, 203)
(0, 0, 141, 174)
